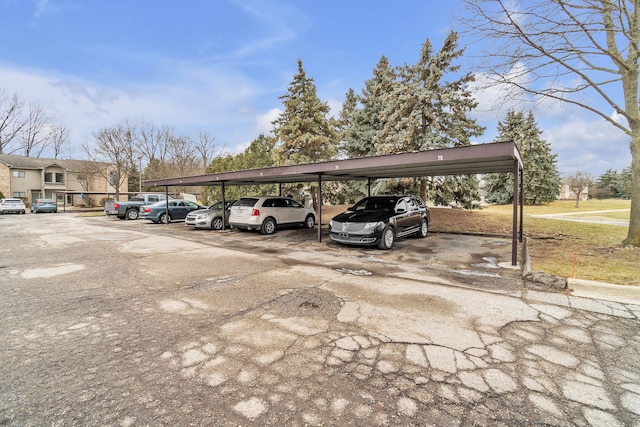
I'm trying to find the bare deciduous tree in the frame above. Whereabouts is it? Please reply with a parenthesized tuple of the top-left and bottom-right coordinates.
(0, 90, 27, 155)
(567, 171, 594, 208)
(461, 0, 640, 246)
(21, 104, 51, 158)
(84, 121, 139, 199)
(49, 123, 69, 159)
(192, 130, 223, 172)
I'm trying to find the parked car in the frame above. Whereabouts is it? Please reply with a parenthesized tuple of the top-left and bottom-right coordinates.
(30, 198, 58, 213)
(0, 198, 26, 215)
(139, 200, 203, 224)
(229, 196, 315, 234)
(329, 195, 430, 250)
(185, 200, 237, 230)
(104, 193, 173, 220)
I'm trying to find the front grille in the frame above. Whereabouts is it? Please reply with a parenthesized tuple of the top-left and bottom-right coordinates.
(334, 222, 367, 232)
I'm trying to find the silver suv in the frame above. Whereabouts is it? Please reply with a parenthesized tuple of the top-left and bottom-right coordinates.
(229, 196, 315, 234)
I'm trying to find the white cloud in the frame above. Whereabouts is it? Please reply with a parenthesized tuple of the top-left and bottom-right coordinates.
(544, 115, 630, 176)
(469, 62, 534, 121)
(255, 108, 280, 135)
(34, 0, 56, 18)
(0, 61, 264, 156)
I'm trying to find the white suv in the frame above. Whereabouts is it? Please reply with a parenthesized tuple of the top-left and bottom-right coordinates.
(229, 196, 315, 234)
(0, 198, 26, 215)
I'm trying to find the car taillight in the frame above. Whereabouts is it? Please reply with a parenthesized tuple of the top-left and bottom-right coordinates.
(114, 203, 120, 209)
(144, 207, 151, 213)
(251, 208, 260, 216)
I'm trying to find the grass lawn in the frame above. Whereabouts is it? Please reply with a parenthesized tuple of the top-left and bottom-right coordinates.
(429, 199, 639, 286)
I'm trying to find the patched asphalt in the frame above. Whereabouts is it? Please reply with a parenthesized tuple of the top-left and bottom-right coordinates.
(1, 213, 639, 426)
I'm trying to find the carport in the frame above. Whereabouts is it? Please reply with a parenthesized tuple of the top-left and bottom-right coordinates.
(145, 141, 524, 265)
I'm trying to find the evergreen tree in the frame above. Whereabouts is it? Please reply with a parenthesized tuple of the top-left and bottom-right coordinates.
(485, 111, 561, 204)
(595, 167, 633, 199)
(595, 169, 620, 199)
(202, 134, 277, 203)
(619, 167, 632, 199)
(335, 88, 358, 159)
(377, 32, 484, 205)
(376, 32, 484, 154)
(272, 59, 337, 166)
(344, 56, 396, 159)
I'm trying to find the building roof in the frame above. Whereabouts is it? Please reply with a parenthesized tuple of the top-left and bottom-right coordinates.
(0, 154, 108, 172)
(145, 141, 523, 188)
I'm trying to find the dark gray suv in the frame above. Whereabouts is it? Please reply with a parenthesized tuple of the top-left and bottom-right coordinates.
(329, 195, 430, 250)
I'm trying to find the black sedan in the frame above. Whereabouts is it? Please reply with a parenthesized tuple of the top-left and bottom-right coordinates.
(329, 195, 430, 250)
(139, 200, 203, 224)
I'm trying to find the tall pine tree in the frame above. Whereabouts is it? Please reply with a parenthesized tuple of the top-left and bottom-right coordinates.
(485, 111, 561, 204)
(272, 59, 337, 166)
(344, 56, 396, 158)
(380, 32, 484, 205)
(376, 32, 484, 153)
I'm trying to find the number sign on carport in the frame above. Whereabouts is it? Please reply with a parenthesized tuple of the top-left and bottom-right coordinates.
(146, 141, 524, 265)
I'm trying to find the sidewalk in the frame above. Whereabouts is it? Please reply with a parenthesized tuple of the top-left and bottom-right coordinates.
(567, 278, 640, 305)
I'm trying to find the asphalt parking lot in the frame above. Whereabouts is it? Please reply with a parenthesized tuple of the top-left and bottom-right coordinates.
(1, 213, 639, 426)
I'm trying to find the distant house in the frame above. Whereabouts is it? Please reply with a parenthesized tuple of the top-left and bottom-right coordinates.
(558, 180, 589, 201)
(0, 154, 127, 207)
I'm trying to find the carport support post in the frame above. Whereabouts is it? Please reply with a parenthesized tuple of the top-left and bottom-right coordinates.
(165, 186, 169, 222)
(511, 161, 519, 266)
(317, 174, 322, 242)
(221, 182, 226, 231)
(519, 168, 524, 243)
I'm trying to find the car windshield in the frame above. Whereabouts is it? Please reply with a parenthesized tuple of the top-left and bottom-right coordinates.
(352, 197, 396, 212)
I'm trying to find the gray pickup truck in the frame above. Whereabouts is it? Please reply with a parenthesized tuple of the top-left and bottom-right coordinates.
(104, 193, 172, 220)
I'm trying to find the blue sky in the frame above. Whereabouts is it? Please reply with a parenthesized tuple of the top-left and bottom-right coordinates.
(0, 0, 631, 178)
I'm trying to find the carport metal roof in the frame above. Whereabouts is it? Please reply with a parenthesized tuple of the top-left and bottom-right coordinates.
(145, 141, 524, 265)
(146, 141, 522, 187)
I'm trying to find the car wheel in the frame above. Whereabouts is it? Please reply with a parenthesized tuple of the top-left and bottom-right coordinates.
(304, 214, 315, 228)
(378, 226, 395, 250)
(160, 213, 171, 224)
(21, 210, 25, 214)
(261, 217, 276, 235)
(126, 209, 139, 220)
(415, 219, 428, 238)
(211, 217, 223, 230)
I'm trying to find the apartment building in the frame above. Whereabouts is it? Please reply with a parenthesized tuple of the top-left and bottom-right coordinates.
(0, 154, 127, 207)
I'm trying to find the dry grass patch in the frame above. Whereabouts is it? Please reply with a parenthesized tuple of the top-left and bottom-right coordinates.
(425, 203, 638, 286)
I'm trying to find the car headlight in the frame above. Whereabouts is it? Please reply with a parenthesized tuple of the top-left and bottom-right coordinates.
(362, 221, 384, 233)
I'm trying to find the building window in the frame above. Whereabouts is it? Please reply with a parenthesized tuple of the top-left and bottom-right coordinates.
(12, 170, 25, 178)
(45, 172, 53, 183)
(13, 192, 26, 198)
(56, 173, 64, 183)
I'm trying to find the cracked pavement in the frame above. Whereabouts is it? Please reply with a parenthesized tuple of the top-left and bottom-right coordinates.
(1, 214, 639, 426)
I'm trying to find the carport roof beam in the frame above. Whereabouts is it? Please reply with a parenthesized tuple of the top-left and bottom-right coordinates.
(145, 141, 523, 188)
